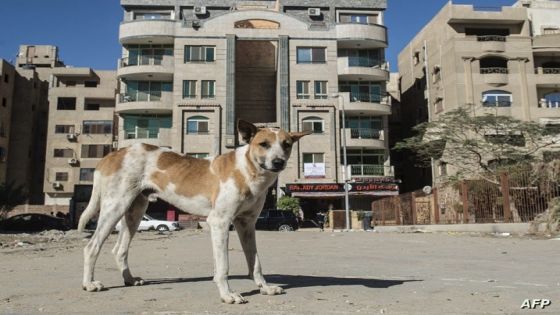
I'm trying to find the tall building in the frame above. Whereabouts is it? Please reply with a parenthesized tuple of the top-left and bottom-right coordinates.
(117, 0, 396, 218)
(397, 0, 560, 188)
(0, 60, 15, 184)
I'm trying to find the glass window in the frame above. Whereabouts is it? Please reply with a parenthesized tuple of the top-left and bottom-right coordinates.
(482, 90, 512, 107)
(53, 148, 74, 158)
(201, 80, 216, 99)
(184, 46, 215, 62)
(296, 81, 310, 99)
(186, 116, 209, 134)
(339, 13, 377, 24)
(302, 117, 324, 133)
(314, 81, 328, 99)
(55, 172, 68, 182)
(123, 114, 172, 139)
(57, 97, 76, 110)
(79, 168, 95, 182)
(83, 121, 113, 134)
(297, 47, 326, 64)
(345, 116, 382, 139)
(81, 145, 111, 158)
(55, 125, 74, 134)
(125, 81, 171, 102)
(84, 81, 98, 88)
(339, 81, 382, 103)
(303, 153, 324, 163)
(183, 80, 197, 99)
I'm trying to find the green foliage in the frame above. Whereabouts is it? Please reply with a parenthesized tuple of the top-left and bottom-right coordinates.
(0, 181, 27, 217)
(277, 196, 300, 214)
(393, 108, 555, 180)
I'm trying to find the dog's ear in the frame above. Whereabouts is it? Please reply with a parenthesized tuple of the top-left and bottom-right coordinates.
(237, 120, 258, 145)
(289, 130, 313, 142)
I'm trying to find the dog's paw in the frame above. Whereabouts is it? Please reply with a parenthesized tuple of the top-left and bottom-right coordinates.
(82, 281, 104, 292)
(221, 292, 247, 304)
(124, 277, 145, 286)
(260, 285, 284, 296)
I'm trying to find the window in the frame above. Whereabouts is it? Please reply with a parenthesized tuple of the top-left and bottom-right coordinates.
(123, 114, 172, 139)
(302, 117, 324, 133)
(84, 81, 98, 88)
(186, 116, 209, 134)
(184, 46, 215, 62)
(345, 116, 383, 139)
(297, 47, 326, 64)
(343, 49, 382, 67)
(81, 145, 111, 158)
(57, 97, 76, 110)
(79, 168, 95, 182)
(55, 172, 68, 181)
(2, 98, 6, 107)
(201, 80, 215, 99)
(542, 27, 560, 35)
(345, 149, 385, 176)
(55, 125, 74, 134)
(482, 90, 512, 107)
(413, 51, 420, 65)
(134, 12, 171, 20)
(302, 153, 325, 178)
(85, 103, 100, 111)
(438, 161, 448, 176)
(339, 13, 378, 24)
(125, 80, 172, 102)
(126, 45, 173, 66)
(183, 80, 197, 99)
(432, 66, 441, 83)
(83, 120, 112, 134)
(541, 92, 560, 108)
(65, 81, 76, 87)
(3, 74, 8, 83)
(314, 81, 328, 99)
(296, 81, 310, 99)
(0, 147, 6, 162)
(187, 153, 210, 159)
(480, 57, 508, 74)
(54, 149, 74, 158)
(339, 81, 383, 103)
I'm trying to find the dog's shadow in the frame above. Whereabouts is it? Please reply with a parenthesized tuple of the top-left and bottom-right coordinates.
(112, 274, 420, 296)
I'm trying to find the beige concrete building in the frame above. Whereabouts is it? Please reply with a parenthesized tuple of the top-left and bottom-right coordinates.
(116, 0, 397, 217)
(398, 0, 560, 187)
(0, 60, 15, 184)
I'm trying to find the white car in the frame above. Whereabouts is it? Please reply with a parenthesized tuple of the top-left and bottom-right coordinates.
(115, 214, 181, 232)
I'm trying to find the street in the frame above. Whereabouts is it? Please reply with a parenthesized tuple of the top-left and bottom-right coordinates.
(0, 229, 559, 314)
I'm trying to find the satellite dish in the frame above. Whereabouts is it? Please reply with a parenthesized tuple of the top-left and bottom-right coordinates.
(422, 186, 432, 195)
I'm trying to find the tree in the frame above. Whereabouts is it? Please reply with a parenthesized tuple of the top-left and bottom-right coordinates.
(277, 196, 300, 215)
(394, 108, 557, 183)
(0, 181, 27, 218)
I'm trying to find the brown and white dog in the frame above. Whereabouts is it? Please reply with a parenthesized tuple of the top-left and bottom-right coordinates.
(77, 120, 310, 304)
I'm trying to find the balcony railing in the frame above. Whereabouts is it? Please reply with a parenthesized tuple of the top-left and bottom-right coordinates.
(348, 57, 385, 68)
(118, 92, 171, 103)
(348, 92, 384, 103)
(480, 67, 508, 74)
(125, 127, 161, 139)
(542, 68, 560, 74)
(349, 128, 382, 139)
(477, 35, 506, 42)
(120, 55, 173, 68)
(349, 164, 385, 177)
(482, 100, 512, 107)
(539, 100, 560, 108)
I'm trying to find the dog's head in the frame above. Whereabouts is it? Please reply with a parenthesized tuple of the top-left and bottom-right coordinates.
(238, 120, 312, 173)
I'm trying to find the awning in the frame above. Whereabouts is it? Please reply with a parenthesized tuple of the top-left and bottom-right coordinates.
(291, 191, 399, 198)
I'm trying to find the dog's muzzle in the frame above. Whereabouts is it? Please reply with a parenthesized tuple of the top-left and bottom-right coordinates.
(260, 158, 286, 173)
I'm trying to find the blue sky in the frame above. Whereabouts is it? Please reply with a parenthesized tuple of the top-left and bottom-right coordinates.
(0, 0, 516, 71)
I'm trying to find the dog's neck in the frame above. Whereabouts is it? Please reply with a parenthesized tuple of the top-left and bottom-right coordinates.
(236, 144, 278, 188)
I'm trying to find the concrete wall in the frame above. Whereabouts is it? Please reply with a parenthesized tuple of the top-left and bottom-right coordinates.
(0, 60, 15, 184)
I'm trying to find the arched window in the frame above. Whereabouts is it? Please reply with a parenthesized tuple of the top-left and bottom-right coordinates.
(482, 90, 512, 107)
(542, 92, 560, 108)
(302, 116, 324, 133)
(480, 57, 508, 74)
(186, 116, 209, 134)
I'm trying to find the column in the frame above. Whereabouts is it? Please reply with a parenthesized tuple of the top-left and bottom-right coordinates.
(278, 35, 290, 131)
(225, 34, 236, 147)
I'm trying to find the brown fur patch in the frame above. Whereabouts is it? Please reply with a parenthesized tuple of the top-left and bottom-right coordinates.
(97, 148, 128, 176)
(142, 143, 159, 151)
(150, 171, 169, 191)
(212, 151, 251, 199)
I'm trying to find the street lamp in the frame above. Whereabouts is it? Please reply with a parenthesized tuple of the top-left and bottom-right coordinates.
(332, 93, 351, 231)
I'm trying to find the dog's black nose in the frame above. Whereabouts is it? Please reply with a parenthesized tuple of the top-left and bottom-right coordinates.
(272, 158, 285, 170)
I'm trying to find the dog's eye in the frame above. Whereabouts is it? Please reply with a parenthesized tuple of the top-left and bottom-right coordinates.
(282, 141, 292, 149)
(259, 142, 270, 149)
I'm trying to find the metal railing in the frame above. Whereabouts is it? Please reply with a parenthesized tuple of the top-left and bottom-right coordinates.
(480, 67, 508, 74)
(349, 128, 381, 139)
(348, 57, 386, 68)
(477, 35, 506, 42)
(125, 127, 161, 139)
(348, 92, 384, 103)
(539, 100, 560, 108)
(120, 55, 173, 68)
(543, 68, 560, 74)
(349, 164, 385, 177)
(118, 92, 171, 103)
(482, 100, 512, 107)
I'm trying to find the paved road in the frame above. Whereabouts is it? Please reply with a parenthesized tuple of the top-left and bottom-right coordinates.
(0, 230, 559, 314)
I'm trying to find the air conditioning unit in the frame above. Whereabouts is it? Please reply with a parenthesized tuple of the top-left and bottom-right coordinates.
(308, 8, 321, 17)
(68, 158, 79, 165)
(52, 182, 63, 189)
(67, 133, 77, 141)
(194, 6, 206, 15)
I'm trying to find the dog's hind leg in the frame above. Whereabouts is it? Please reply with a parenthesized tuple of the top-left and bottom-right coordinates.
(234, 214, 284, 296)
(112, 194, 148, 286)
(82, 195, 136, 292)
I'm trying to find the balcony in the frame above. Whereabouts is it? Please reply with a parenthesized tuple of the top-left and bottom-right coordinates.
(346, 164, 394, 178)
(117, 55, 174, 80)
(119, 127, 172, 148)
(336, 23, 387, 49)
(342, 128, 385, 149)
(535, 67, 560, 87)
(480, 67, 508, 85)
(477, 35, 506, 52)
(119, 20, 175, 44)
(338, 92, 391, 115)
(337, 57, 389, 81)
(115, 92, 173, 114)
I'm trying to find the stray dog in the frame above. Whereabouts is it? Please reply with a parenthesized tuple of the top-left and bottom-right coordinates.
(78, 120, 311, 303)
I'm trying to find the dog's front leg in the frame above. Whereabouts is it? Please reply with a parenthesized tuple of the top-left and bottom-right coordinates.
(207, 211, 247, 304)
(234, 215, 284, 296)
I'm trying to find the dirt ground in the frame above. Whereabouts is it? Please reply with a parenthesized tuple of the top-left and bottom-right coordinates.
(0, 229, 559, 315)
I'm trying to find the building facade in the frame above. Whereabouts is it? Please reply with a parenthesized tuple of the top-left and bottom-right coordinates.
(0, 60, 15, 184)
(116, 0, 396, 218)
(397, 0, 560, 187)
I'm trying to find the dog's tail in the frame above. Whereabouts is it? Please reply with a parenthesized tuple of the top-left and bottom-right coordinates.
(77, 172, 102, 232)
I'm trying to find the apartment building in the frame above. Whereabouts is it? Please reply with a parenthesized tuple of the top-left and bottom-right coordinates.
(117, 0, 397, 217)
(0, 60, 15, 184)
(398, 0, 560, 188)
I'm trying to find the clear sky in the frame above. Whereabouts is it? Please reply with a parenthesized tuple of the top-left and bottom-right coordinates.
(0, 0, 516, 71)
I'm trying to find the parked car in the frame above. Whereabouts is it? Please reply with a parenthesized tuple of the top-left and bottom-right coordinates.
(255, 209, 299, 231)
(0, 213, 69, 232)
(115, 214, 181, 232)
